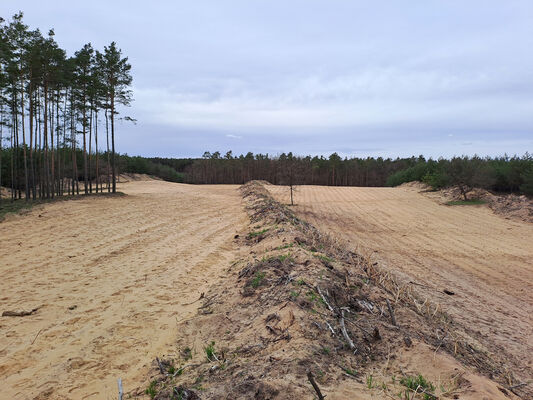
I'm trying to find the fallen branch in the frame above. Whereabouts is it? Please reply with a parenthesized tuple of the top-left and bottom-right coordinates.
(2, 306, 40, 317)
(31, 328, 45, 345)
(385, 299, 397, 326)
(316, 286, 334, 313)
(156, 357, 165, 374)
(339, 310, 356, 351)
(181, 292, 205, 306)
(307, 371, 326, 400)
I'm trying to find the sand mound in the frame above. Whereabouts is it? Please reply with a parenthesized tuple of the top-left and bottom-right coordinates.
(425, 186, 533, 223)
(118, 172, 161, 182)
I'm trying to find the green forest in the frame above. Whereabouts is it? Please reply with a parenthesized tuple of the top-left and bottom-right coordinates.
(122, 152, 533, 197)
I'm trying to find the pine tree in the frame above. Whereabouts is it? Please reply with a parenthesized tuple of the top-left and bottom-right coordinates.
(97, 43, 132, 193)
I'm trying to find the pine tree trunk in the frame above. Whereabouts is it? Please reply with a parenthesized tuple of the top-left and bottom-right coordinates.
(95, 109, 99, 193)
(88, 106, 93, 193)
(111, 94, 116, 193)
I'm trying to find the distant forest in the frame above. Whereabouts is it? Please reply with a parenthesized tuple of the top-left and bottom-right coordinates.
(121, 151, 533, 197)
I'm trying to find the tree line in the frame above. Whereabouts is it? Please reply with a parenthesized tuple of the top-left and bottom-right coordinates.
(178, 151, 533, 196)
(0, 12, 132, 202)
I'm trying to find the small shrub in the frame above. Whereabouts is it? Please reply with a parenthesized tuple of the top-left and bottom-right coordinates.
(248, 228, 269, 238)
(204, 341, 217, 361)
(251, 271, 266, 288)
(145, 380, 157, 399)
(400, 374, 435, 400)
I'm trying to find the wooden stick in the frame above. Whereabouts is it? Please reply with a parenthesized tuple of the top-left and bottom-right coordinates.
(316, 286, 334, 312)
(117, 378, 123, 400)
(31, 328, 45, 345)
(156, 357, 165, 374)
(386, 299, 397, 326)
(339, 310, 356, 351)
(307, 371, 325, 400)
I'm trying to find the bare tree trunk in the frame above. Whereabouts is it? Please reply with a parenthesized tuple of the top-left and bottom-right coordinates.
(110, 94, 116, 193)
(88, 106, 93, 193)
(105, 108, 110, 193)
(95, 109, 99, 193)
(20, 73, 29, 201)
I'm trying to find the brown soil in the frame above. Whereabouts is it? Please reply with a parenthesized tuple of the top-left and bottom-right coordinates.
(0, 181, 247, 399)
(267, 184, 533, 398)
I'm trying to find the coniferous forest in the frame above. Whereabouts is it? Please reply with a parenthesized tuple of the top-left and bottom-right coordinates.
(0, 12, 132, 202)
(138, 152, 533, 196)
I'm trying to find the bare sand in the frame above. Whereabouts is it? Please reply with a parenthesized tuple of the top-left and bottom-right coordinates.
(267, 185, 533, 388)
(0, 181, 247, 399)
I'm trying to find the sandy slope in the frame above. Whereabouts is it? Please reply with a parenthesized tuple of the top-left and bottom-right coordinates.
(267, 185, 533, 391)
(0, 181, 247, 399)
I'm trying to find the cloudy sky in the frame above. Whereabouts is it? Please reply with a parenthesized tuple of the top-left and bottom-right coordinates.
(4, 1, 533, 158)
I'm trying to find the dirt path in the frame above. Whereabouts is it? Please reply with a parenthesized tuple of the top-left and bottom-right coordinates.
(268, 185, 533, 389)
(0, 181, 247, 399)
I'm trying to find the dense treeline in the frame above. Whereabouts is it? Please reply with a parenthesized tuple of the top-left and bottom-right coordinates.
(0, 12, 132, 202)
(181, 151, 533, 197)
(120, 155, 185, 182)
(184, 151, 414, 186)
(386, 154, 533, 198)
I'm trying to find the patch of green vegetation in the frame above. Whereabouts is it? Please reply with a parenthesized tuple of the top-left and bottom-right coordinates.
(290, 290, 300, 299)
(251, 271, 266, 288)
(307, 290, 319, 302)
(192, 375, 205, 391)
(321, 346, 330, 355)
(248, 228, 269, 238)
(314, 253, 334, 263)
(204, 341, 217, 361)
(145, 380, 158, 399)
(446, 199, 487, 206)
(400, 374, 435, 400)
(277, 253, 294, 263)
(297, 278, 305, 286)
(342, 367, 357, 376)
(275, 243, 294, 250)
(366, 375, 374, 389)
(182, 346, 192, 361)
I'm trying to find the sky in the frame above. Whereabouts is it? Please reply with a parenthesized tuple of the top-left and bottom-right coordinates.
(3, 1, 533, 159)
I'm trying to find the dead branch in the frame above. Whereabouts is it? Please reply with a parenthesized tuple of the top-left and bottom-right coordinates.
(31, 328, 45, 345)
(307, 371, 326, 400)
(156, 357, 165, 374)
(2, 306, 41, 317)
(386, 299, 397, 326)
(316, 286, 334, 312)
(339, 309, 356, 351)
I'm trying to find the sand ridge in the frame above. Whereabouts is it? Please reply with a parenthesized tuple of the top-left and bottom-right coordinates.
(0, 181, 248, 399)
(267, 184, 533, 394)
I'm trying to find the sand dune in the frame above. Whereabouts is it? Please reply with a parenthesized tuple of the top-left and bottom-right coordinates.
(267, 185, 533, 392)
(0, 181, 247, 399)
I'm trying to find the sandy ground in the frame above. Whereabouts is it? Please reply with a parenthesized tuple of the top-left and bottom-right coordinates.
(0, 181, 247, 399)
(268, 185, 533, 388)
